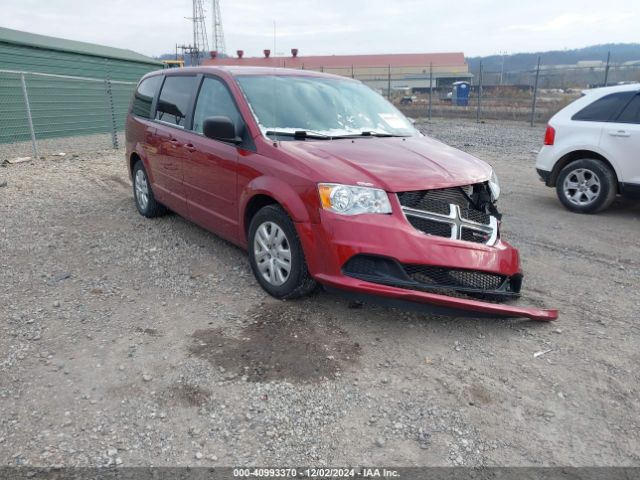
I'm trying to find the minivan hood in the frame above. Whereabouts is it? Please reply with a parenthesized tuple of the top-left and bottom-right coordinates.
(277, 135, 492, 192)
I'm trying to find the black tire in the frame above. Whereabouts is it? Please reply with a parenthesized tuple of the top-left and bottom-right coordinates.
(555, 159, 617, 214)
(132, 160, 167, 218)
(248, 204, 317, 299)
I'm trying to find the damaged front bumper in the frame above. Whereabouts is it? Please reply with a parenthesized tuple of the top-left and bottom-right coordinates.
(316, 273, 558, 322)
(297, 190, 558, 321)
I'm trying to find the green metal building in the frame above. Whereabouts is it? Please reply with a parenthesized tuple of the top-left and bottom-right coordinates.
(0, 27, 163, 147)
(0, 26, 162, 81)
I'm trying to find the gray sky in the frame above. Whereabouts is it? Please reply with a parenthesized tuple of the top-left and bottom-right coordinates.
(3, 0, 638, 58)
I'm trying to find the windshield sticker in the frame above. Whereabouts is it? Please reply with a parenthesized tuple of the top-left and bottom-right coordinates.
(379, 113, 405, 129)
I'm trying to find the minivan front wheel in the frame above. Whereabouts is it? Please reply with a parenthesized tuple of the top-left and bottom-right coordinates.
(132, 161, 166, 218)
(556, 159, 617, 213)
(248, 205, 317, 299)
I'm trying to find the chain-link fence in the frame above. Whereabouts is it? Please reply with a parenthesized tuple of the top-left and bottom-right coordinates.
(2, 58, 639, 160)
(380, 61, 640, 125)
(287, 59, 640, 125)
(0, 70, 136, 160)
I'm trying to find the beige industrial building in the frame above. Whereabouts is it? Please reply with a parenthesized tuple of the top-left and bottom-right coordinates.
(203, 51, 472, 91)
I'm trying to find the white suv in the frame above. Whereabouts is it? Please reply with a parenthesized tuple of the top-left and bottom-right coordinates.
(536, 83, 640, 213)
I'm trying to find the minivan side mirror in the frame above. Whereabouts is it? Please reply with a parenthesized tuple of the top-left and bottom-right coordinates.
(203, 116, 242, 144)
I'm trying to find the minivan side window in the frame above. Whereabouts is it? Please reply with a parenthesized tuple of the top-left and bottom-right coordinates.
(155, 76, 198, 127)
(192, 77, 242, 134)
(572, 92, 635, 122)
(615, 94, 640, 124)
(131, 75, 162, 119)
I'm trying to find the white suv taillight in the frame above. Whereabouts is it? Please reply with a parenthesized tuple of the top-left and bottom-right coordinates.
(544, 125, 556, 146)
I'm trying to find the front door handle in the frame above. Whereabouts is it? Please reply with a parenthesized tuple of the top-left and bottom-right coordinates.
(169, 138, 181, 147)
(608, 130, 631, 137)
(185, 143, 197, 152)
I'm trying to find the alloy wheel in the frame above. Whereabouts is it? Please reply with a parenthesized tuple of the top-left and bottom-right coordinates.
(563, 168, 601, 206)
(253, 221, 292, 286)
(135, 169, 149, 211)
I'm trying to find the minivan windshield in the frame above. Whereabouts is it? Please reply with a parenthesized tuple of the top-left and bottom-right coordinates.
(235, 75, 418, 138)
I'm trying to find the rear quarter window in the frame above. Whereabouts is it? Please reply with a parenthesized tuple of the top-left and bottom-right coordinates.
(131, 75, 162, 119)
(571, 92, 635, 122)
(615, 94, 640, 124)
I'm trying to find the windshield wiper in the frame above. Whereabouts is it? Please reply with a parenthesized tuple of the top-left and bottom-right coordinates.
(265, 129, 410, 140)
(327, 131, 410, 139)
(265, 130, 332, 140)
(359, 131, 393, 137)
(359, 131, 410, 137)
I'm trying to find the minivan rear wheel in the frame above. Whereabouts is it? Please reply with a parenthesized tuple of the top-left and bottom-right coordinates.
(248, 205, 317, 299)
(556, 159, 617, 213)
(132, 161, 166, 218)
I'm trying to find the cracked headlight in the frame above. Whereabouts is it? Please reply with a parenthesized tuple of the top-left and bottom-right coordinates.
(318, 183, 392, 215)
(488, 169, 501, 202)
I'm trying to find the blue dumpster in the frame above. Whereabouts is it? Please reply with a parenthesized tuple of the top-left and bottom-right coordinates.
(452, 81, 471, 106)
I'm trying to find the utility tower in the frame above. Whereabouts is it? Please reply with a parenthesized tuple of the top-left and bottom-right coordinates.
(187, 0, 209, 65)
(211, 0, 226, 54)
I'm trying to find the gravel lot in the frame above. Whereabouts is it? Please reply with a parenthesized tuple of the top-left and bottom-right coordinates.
(1, 118, 639, 467)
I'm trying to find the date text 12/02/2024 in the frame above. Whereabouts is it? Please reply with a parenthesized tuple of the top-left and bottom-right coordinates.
(232, 468, 400, 478)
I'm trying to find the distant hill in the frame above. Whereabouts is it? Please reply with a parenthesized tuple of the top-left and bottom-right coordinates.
(467, 43, 640, 73)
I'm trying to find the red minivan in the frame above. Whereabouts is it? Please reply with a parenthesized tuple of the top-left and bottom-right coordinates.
(125, 66, 557, 321)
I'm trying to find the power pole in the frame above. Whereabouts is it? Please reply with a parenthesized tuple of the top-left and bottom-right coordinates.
(604, 51, 611, 87)
(177, 44, 200, 66)
(192, 0, 197, 54)
(530, 56, 541, 127)
(211, 0, 226, 54)
(476, 61, 483, 123)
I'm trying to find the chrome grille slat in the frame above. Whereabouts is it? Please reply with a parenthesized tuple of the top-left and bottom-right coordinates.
(398, 186, 498, 246)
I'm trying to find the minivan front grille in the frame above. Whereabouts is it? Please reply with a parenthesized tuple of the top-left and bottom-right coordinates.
(398, 185, 471, 212)
(406, 216, 453, 239)
(397, 185, 498, 245)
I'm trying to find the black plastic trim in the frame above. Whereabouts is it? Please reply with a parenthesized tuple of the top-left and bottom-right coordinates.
(342, 254, 521, 299)
(536, 168, 552, 186)
(620, 182, 640, 199)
